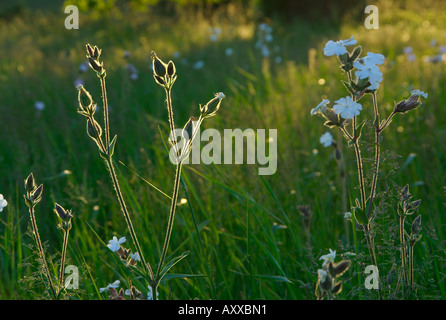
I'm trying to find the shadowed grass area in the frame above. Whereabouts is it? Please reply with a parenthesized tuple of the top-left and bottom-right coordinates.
(0, 0, 445, 299)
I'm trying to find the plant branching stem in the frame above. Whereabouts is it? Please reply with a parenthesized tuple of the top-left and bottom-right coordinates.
(29, 205, 57, 298)
(59, 230, 69, 287)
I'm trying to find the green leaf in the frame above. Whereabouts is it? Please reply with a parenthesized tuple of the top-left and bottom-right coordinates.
(109, 135, 118, 157)
(353, 206, 367, 226)
(158, 251, 190, 282)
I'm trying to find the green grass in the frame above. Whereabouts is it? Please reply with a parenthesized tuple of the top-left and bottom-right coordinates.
(0, 0, 445, 299)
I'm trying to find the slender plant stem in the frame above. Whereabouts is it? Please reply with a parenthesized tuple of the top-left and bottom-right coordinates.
(156, 161, 183, 282)
(367, 93, 380, 219)
(29, 205, 57, 298)
(105, 157, 153, 279)
(400, 215, 408, 284)
(100, 76, 110, 154)
(409, 244, 414, 287)
(165, 88, 179, 155)
(59, 230, 69, 287)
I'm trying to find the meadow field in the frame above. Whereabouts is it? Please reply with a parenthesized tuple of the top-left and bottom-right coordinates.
(0, 0, 445, 300)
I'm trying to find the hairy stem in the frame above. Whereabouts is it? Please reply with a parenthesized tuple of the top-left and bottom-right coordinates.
(29, 205, 57, 298)
(367, 93, 380, 219)
(100, 75, 110, 154)
(59, 230, 69, 288)
(400, 215, 408, 284)
(105, 157, 153, 279)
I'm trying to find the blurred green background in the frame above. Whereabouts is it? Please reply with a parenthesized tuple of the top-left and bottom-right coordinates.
(0, 0, 445, 300)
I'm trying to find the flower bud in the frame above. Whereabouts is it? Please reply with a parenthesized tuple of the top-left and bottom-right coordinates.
(394, 95, 421, 114)
(167, 60, 176, 77)
(201, 92, 224, 118)
(31, 184, 43, 203)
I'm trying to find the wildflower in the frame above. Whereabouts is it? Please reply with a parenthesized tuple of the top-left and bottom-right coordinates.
(130, 252, 140, 261)
(261, 45, 270, 57)
(107, 236, 126, 252)
(323, 36, 357, 56)
(403, 46, 413, 54)
(173, 51, 181, 59)
(344, 212, 352, 219)
(225, 48, 233, 56)
(79, 62, 89, 72)
(0, 194, 8, 212)
(407, 54, 416, 62)
(320, 249, 336, 267)
(123, 50, 130, 59)
(99, 280, 120, 293)
(274, 56, 282, 64)
(353, 52, 385, 90)
(74, 77, 84, 87)
(320, 132, 333, 147)
(209, 27, 222, 42)
(410, 90, 428, 99)
(333, 96, 362, 119)
(35, 101, 45, 111)
(317, 269, 328, 282)
(193, 61, 204, 70)
(311, 99, 330, 116)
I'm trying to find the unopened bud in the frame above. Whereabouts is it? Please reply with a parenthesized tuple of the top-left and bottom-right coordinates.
(395, 95, 421, 114)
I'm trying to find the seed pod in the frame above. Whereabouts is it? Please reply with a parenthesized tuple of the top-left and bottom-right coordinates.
(395, 95, 421, 113)
(411, 215, 422, 235)
(151, 52, 167, 77)
(167, 60, 176, 77)
(77, 85, 93, 114)
(31, 184, 43, 203)
(25, 173, 36, 192)
(86, 43, 95, 58)
(201, 92, 224, 118)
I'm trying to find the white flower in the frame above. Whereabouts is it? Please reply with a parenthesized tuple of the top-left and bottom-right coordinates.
(317, 269, 328, 282)
(333, 96, 362, 119)
(353, 52, 385, 90)
(403, 46, 413, 54)
(261, 45, 270, 57)
(107, 236, 126, 252)
(311, 99, 330, 116)
(274, 56, 282, 64)
(130, 72, 138, 80)
(34, 101, 45, 111)
(147, 285, 159, 300)
(193, 61, 204, 70)
(0, 194, 8, 212)
(344, 212, 352, 219)
(319, 132, 333, 148)
(410, 90, 428, 99)
(99, 280, 120, 293)
(225, 48, 233, 56)
(130, 252, 140, 261)
(210, 34, 218, 42)
(173, 51, 181, 59)
(407, 53, 416, 62)
(320, 249, 336, 267)
(79, 62, 89, 72)
(74, 77, 84, 87)
(216, 92, 225, 100)
(323, 36, 357, 56)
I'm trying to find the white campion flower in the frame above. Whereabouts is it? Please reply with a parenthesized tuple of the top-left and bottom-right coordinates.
(323, 36, 357, 56)
(107, 236, 126, 252)
(344, 212, 352, 219)
(317, 269, 328, 282)
(410, 90, 428, 99)
(193, 61, 204, 70)
(216, 92, 225, 100)
(311, 99, 330, 116)
(34, 101, 45, 111)
(353, 52, 385, 90)
(320, 249, 336, 267)
(99, 280, 120, 293)
(320, 132, 333, 148)
(333, 96, 362, 119)
(225, 48, 233, 56)
(0, 194, 8, 212)
(130, 252, 141, 261)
